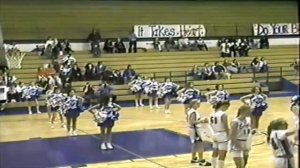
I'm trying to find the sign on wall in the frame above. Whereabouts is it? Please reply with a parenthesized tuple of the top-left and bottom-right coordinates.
(134, 24, 206, 38)
(253, 23, 299, 36)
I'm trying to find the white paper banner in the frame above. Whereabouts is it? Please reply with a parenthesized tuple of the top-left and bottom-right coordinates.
(134, 24, 206, 38)
(253, 23, 299, 36)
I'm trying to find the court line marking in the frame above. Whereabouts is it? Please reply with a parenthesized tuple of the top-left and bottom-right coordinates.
(77, 129, 168, 168)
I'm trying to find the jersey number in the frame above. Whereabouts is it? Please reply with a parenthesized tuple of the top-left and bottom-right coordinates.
(243, 129, 250, 135)
(210, 117, 217, 124)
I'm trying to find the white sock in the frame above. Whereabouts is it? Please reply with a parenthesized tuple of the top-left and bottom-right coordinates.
(218, 160, 225, 168)
(211, 157, 217, 168)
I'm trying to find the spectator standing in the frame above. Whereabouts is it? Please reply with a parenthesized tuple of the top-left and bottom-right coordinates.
(152, 38, 163, 52)
(178, 36, 190, 51)
(164, 37, 176, 52)
(103, 39, 114, 53)
(114, 38, 126, 53)
(290, 58, 299, 76)
(83, 82, 96, 106)
(259, 36, 269, 49)
(192, 38, 208, 51)
(220, 40, 230, 57)
(128, 31, 137, 53)
(88, 29, 101, 53)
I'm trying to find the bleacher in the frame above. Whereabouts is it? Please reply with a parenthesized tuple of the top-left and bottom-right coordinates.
(6, 45, 298, 108)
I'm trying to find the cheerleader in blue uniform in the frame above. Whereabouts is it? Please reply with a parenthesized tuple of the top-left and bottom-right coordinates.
(290, 95, 299, 144)
(147, 77, 160, 110)
(160, 78, 179, 114)
(48, 87, 66, 128)
(87, 95, 121, 150)
(23, 82, 42, 115)
(128, 76, 145, 107)
(240, 86, 268, 134)
(62, 89, 84, 136)
(178, 82, 201, 114)
(205, 84, 230, 107)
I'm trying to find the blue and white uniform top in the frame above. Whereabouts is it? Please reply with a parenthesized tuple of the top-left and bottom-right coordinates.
(94, 103, 121, 123)
(142, 79, 152, 94)
(291, 95, 300, 108)
(148, 81, 159, 93)
(62, 95, 81, 112)
(208, 90, 229, 105)
(161, 82, 177, 95)
(249, 94, 267, 109)
(129, 79, 145, 93)
(49, 93, 65, 108)
(290, 95, 299, 129)
(178, 88, 201, 103)
(23, 86, 42, 99)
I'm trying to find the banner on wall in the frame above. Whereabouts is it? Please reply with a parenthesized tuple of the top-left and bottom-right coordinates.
(253, 23, 299, 36)
(134, 24, 206, 38)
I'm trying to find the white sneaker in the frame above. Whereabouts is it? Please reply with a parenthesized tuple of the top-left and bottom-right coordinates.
(155, 105, 160, 109)
(37, 111, 41, 114)
(149, 106, 153, 110)
(28, 111, 32, 115)
(72, 130, 78, 136)
(140, 103, 144, 107)
(106, 142, 114, 150)
(165, 110, 171, 114)
(61, 123, 66, 128)
(68, 131, 73, 136)
(135, 103, 139, 107)
(101, 143, 107, 150)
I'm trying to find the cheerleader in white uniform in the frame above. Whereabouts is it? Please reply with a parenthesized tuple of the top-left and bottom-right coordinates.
(87, 95, 121, 150)
(240, 86, 268, 134)
(290, 95, 299, 144)
(128, 76, 145, 107)
(160, 78, 179, 114)
(209, 101, 230, 168)
(187, 99, 211, 166)
(23, 82, 42, 114)
(205, 84, 230, 106)
(147, 77, 160, 110)
(62, 89, 84, 136)
(178, 82, 201, 114)
(229, 105, 252, 168)
(48, 87, 66, 128)
(267, 118, 296, 168)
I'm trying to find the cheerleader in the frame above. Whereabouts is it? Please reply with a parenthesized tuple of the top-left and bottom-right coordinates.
(209, 101, 230, 168)
(290, 95, 299, 144)
(23, 82, 42, 114)
(187, 99, 211, 166)
(87, 95, 121, 150)
(267, 118, 296, 168)
(178, 82, 201, 113)
(205, 84, 230, 106)
(240, 86, 268, 134)
(46, 85, 54, 122)
(160, 78, 179, 114)
(48, 87, 66, 128)
(62, 89, 84, 136)
(229, 105, 252, 168)
(147, 77, 160, 110)
(128, 76, 144, 107)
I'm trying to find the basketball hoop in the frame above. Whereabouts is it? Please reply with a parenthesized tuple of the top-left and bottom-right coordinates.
(5, 52, 26, 69)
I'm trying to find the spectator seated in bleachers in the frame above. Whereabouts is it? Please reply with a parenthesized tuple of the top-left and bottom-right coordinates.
(290, 58, 299, 76)
(152, 38, 163, 52)
(2, 72, 17, 87)
(62, 54, 76, 66)
(223, 59, 239, 74)
(231, 59, 243, 73)
(62, 40, 73, 55)
(31, 45, 45, 56)
(177, 36, 191, 51)
(114, 38, 126, 53)
(103, 39, 114, 53)
(258, 57, 269, 73)
(96, 82, 116, 104)
(59, 64, 72, 84)
(112, 70, 123, 84)
(190, 65, 202, 80)
(164, 37, 176, 52)
(122, 64, 136, 84)
(191, 37, 208, 51)
(250, 57, 260, 72)
(200, 63, 215, 80)
(95, 61, 106, 80)
(84, 63, 96, 81)
(70, 64, 83, 81)
(82, 82, 96, 106)
(212, 61, 231, 80)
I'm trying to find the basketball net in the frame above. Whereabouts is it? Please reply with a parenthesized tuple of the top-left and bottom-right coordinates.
(5, 52, 26, 69)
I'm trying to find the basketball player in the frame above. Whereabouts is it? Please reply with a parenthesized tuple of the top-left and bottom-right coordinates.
(62, 89, 84, 136)
(290, 95, 299, 144)
(147, 77, 160, 110)
(128, 75, 144, 107)
(48, 87, 65, 128)
(178, 82, 201, 113)
(23, 82, 42, 114)
(229, 105, 252, 168)
(267, 118, 296, 168)
(0, 84, 9, 111)
(187, 99, 212, 166)
(160, 78, 179, 114)
(205, 84, 230, 106)
(209, 101, 230, 168)
(87, 95, 121, 150)
(240, 86, 268, 134)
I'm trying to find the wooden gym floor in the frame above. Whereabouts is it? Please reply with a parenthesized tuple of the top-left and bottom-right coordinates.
(0, 97, 298, 168)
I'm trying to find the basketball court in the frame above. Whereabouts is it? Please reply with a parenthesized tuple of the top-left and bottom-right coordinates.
(0, 96, 298, 168)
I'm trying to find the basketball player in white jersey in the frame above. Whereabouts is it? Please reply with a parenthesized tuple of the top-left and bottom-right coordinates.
(267, 118, 296, 168)
(187, 99, 211, 166)
(290, 95, 299, 145)
(209, 101, 230, 168)
(229, 105, 252, 168)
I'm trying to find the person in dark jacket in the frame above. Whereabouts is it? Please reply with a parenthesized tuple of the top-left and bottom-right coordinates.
(83, 82, 96, 106)
(122, 65, 136, 83)
(88, 29, 101, 53)
(71, 64, 82, 81)
(84, 63, 96, 80)
(114, 38, 126, 53)
(95, 61, 106, 80)
(103, 39, 114, 53)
